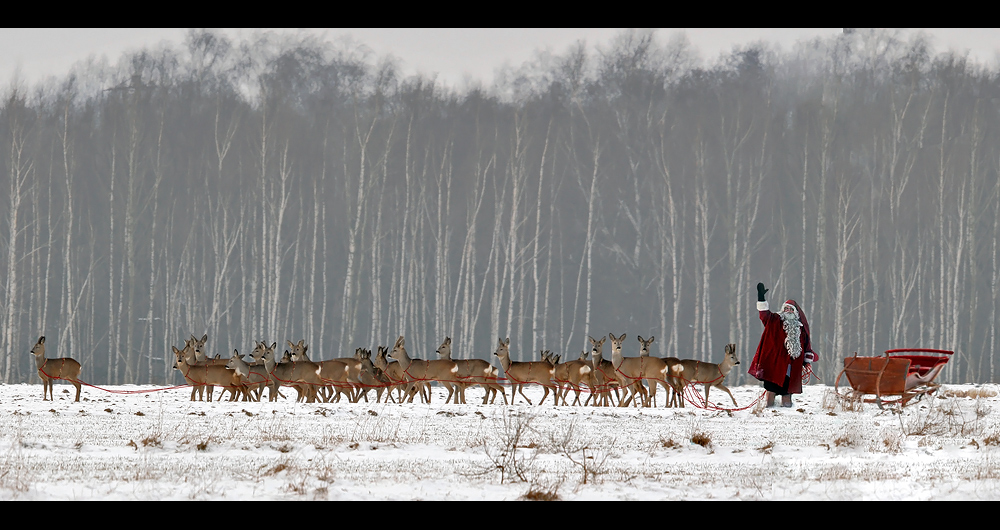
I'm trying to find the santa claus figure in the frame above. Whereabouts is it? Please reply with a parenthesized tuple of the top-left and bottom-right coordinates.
(747, 282, 817, 408)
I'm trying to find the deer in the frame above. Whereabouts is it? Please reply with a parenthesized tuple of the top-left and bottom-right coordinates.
(334, 348, 389, 403)
(172, 346, 243, 402)
(30, 336, 83, 402)
(630, 335, 682, 408)
(247, 341, 292, 401)
(225, 349, 273, 402)
(267, 348, 324, 403)
(607, 333, 652, 408)
(637, 335, 685, 407)
(584, 336, 620, 407)
(246, 341, 282, 401)
(546, 349, 594, 407)
(492, 338, 556, 406)
(287, 340, 358, 403)
(373, 345, 423, 403)
(436, 336, 506, 405)
(355, 348, 394, 403)
(676, 343, 740, 407)
(318, 357, 355, 403)
(176, 336, 209, 401)
(174, 338, 206, 400)
(388, 335, 462, 404)
(187, 334, 232, 401)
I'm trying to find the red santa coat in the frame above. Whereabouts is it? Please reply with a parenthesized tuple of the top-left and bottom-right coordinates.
(747, 299, 814, 395)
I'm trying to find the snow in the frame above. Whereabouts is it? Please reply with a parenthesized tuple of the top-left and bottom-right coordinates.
(2, 380, 1000, 500)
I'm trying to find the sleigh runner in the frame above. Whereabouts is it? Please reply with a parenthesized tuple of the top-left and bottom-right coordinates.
(834, 348, 953, 409)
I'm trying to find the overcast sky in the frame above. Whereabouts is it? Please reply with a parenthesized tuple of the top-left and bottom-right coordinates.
(2, 28, 999, 91)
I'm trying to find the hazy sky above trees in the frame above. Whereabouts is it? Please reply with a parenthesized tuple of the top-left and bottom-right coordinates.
(3, 28, 999, 91)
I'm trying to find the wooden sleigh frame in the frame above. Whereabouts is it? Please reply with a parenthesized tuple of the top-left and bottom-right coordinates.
(834, 349, 953, 409)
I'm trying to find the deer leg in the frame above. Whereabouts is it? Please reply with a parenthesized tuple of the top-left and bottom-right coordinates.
(540, 386, 552, 406)
(719, 385, 737, 406)
(619, 384, 632, 408)
(518, 385, 534, 406)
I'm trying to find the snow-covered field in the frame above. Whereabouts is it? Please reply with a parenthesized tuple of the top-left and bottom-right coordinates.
(2, 379, 1000, 500)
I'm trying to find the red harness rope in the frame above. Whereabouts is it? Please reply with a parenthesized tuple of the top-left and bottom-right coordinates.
(40, 366, 193, 394)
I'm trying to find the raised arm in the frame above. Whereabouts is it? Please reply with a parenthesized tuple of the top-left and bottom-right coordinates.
(756, 282, 778, 325)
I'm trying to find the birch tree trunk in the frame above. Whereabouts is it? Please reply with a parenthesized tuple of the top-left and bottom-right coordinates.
(2, 90, 34, 383)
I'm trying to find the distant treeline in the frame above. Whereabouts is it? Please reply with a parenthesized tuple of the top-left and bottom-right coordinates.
(1, 29, 998, 386)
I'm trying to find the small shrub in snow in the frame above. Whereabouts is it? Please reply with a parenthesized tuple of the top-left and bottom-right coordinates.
(691, 431, 712, 449)
(521, 482, 561, 501)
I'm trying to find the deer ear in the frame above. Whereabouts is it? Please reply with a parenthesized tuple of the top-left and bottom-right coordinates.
(650, 336, 655, 343)
(270, 342, 276, 349)
(638, 335, 644, 342)
(39, 336, 45, 344)
(201, 334, 208, 342)
(504, 337, 510, 346)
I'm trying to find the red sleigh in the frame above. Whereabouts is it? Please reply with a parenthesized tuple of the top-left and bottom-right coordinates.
(833, 349, 953, 409)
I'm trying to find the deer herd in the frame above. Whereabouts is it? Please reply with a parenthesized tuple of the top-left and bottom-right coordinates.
(28, 333, 742, 409)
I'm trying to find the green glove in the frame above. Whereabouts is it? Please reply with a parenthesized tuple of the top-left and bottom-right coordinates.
(757, 282, 768, 302)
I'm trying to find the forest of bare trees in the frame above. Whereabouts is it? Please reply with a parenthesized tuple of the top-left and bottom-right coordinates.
(1, 29, 998, 388)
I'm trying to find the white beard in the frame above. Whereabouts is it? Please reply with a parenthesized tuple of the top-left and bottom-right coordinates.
(781, 311, 802, 359)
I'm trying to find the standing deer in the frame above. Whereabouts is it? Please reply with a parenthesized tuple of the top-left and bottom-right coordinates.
(225, 349, 273, 402)
(637, 335, 685, 407)
(374, 345, 418, 403)
(635, 335, 679, 408)
(172, 346, 242, 402)
(436, 336, 505, 405)
(492, 338, 556, 406)
(585, 336, 619, 407)
(178, 336, 208, 401)
(356, 348, 394, 403)
(268, 348, 324, 403)
(388, 336, 462, 404)
(287, 340, 358, 403)
(187, 334, 231, 401)
(547, 349, 594, 406)
(247, 341, 282, 401)
(676, 343, 741, 407)
(608, 333, 650, 407)
(248, 341, 291, 401)
(30, 336, 83, 402)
